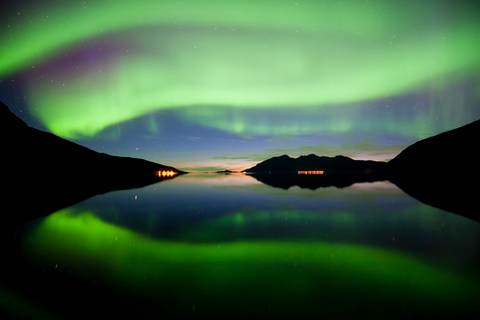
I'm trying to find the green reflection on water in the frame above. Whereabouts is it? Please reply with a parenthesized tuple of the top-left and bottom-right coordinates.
(179, 209, 358, 242)
(0, 287, 58, 320)
(21, 208, 479, 317)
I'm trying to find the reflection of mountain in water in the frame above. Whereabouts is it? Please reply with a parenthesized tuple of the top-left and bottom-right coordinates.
(249, 172, 386, 190)
(387, 119, 480, 222)
(4, 174, 180, 234)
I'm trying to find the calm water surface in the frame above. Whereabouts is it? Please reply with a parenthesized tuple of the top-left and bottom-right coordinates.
(7, 173, 480, 319)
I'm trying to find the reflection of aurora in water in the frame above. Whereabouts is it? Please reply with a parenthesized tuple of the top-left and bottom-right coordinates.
(18, 208, 480, 317)
(1, 0, 479, 144)
(5, 173, 480, 318)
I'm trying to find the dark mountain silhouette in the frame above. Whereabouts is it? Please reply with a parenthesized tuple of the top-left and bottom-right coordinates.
(1, 101, 184, 233)
(387, 119, 480, 221)
(1, 101, 182, 175)
(245, 154, 387, 174)
(244, 154, 387, 189)
(215, 170, 233, 174)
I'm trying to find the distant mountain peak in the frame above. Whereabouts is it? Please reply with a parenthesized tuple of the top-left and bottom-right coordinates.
(245, 154, 386, 174)
(276, 154, 293, 159)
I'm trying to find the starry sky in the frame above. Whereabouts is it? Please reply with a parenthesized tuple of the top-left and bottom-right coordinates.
(1, 0, 479, 171)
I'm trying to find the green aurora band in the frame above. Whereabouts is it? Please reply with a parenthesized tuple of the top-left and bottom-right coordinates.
(2, 0, 480, 138)
(19, 208, 480, 316)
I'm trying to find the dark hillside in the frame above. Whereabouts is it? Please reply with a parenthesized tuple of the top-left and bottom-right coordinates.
(387, 119, 480, 220)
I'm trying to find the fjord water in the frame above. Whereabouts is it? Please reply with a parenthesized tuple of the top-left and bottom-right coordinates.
(9, 173, 480, 318)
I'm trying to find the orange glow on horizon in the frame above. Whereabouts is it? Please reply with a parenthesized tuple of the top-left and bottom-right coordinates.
(158, 170, 177, 177)
(298, 171, 324, 175)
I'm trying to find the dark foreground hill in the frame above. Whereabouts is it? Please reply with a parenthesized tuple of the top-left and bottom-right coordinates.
(245, 154, 387, 174)
(1, 101, 183, 232)
(387, 119, 480, 220)
(1, 101, 182, 175)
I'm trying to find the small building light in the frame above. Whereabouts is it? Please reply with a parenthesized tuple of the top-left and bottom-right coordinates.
(298, 171, 324, 175)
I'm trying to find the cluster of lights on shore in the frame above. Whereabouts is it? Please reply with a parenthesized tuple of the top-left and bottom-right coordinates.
(158, 170, 177, 177)
(298, 171, 324, 175)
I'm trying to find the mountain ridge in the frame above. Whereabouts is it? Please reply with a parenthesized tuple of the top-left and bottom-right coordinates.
(388, 119, 480, 176)
(1, 101, 183, 175)
(386, 118, 480, 220)
(244, 153, 387, 174)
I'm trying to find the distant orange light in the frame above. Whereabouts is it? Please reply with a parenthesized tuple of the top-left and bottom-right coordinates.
(158, 170, 176, 177)
(298, 170, 324, 175)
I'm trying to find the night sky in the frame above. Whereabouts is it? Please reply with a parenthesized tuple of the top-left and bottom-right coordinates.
(1, 0, 479, 171)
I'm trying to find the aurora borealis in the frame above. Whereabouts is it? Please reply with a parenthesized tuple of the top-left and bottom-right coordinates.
(1, 0, 479, 171)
